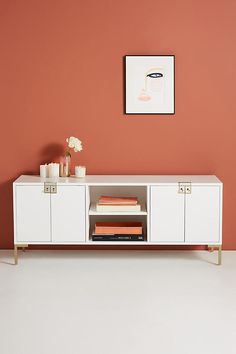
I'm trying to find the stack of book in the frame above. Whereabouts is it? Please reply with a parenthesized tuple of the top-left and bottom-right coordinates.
(96, 196, 141, 212)
(92, 222, 144, 241)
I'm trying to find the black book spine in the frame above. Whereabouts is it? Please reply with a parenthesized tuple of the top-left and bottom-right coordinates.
(92, 234, 145, 241)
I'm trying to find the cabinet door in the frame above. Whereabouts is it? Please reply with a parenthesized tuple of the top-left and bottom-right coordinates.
(15, 185, 51, 242)
(185, 186, 221, 243)
(51, 186, 86, 243)
(150, 186, 185, 242)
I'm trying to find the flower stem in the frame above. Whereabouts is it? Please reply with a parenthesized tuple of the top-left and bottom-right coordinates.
(65, 147, 71, 157)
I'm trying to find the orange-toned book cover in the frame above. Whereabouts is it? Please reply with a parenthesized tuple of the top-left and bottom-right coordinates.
(98, 196, 138, 205)
(95, 222, 143, 235)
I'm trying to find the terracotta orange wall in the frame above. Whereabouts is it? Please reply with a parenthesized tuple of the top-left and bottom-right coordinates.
(0, 0, 235, 249)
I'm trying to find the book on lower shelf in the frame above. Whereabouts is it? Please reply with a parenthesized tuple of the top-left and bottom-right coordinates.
(92, 234, 145, 241)
(94, 222, 143, 235)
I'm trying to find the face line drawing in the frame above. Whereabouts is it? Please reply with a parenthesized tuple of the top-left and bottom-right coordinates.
(138, 67, 164, 102)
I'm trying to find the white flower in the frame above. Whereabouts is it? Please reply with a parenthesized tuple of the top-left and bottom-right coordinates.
(66, 136, 83, 152)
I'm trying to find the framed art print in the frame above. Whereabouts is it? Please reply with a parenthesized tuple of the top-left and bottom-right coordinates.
(125, 55, 175, 114)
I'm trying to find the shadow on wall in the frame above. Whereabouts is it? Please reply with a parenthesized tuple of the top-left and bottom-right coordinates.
(0, 179, 15, 248)
(40, 143, 64, 164)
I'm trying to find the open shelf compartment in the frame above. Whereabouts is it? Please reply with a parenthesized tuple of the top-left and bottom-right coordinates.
(88, 215, 148, 243)
(87, 185, 149, 243)
(88, 185, 147, 214)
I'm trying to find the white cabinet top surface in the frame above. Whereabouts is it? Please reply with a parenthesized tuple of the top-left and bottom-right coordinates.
(14, 175, 222, 185)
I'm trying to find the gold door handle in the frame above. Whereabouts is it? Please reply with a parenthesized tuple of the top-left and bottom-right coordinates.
(44, 182, 57, 194)
(178, 182, 192, 194)
(44, 183, 51, 193)
(178, 183, 185, 194)
(185, 186, 191, 194)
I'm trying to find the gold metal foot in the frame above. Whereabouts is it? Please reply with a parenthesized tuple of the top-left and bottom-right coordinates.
(218, 246, 222, 266)
(14, 245, 18, 265)
(14, 244, 28, 265)
(208, 245, 222, 265)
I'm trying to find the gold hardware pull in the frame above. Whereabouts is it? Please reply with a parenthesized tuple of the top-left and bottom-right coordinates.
(44, 183, 51, 193)
(178, 183, 185, 194)
(178, 182, 192, 194)
(185, 186, 191, 194)
(44, 182, 57, 194)
(50, 183, 57, 194)
(185, 182, 191, 194)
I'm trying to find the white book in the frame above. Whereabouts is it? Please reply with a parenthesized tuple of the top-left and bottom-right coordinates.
(96, 203, 141, 212)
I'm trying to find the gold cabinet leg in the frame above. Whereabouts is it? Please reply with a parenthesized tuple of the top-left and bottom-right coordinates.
(14, 245, 18, 265)
(13, 244, 28, 264)
(218, 246, 222, 265)
(208, 245, 222, 265)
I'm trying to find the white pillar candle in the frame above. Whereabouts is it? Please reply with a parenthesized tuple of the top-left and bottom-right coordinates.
(53, 163, 60, 177)
(40, 164, 48, 178)
(48, 163, 60, 178)
(75, 166, 86, 178)
(48, 163, 53, 178)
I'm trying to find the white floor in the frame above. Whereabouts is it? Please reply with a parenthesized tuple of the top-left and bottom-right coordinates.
(0, 250, 236, 354)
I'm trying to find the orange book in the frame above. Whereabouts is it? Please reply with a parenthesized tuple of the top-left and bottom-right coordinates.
(98, 196, 138, 205)
(95, 222, 143, 235)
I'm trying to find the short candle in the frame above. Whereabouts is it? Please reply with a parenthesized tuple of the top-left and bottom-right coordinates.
(75, 166, 86, 178)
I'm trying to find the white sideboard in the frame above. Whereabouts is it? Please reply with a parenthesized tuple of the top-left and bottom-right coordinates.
(13, 175, 223, 264)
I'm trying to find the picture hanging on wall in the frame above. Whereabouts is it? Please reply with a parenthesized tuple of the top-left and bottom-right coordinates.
(125, 55, 175, 115)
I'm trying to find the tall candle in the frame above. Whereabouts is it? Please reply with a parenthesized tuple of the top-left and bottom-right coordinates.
(53, 163, 59, 177)
(48, 163, 59, 177)
(40, 164, 48, 178)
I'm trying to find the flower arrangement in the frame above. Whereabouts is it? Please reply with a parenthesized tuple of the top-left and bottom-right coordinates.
(65, 136, 83, 156)
(60, 136, 83, 177)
